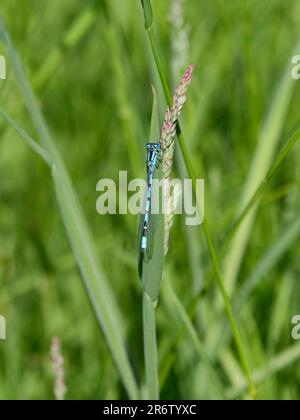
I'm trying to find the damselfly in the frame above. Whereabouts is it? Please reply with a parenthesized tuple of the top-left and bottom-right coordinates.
(139, 142, 161, 260)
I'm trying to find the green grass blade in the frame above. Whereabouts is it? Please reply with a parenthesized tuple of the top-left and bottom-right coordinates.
(105, 22, 144, 177)
(185, 125, 300, 356)
(223, 46, 300, 295)
(165, 281, 225, 399)
(207, 215, 300, 361)
(0, 18, 139, 399)
(140, 0, 256, 398)
(33, 6, 97, 90)
(267, 274, 294, 352)
(53, 165, 139, 398)
(139, 88, 164, 300)
(237, 215, 300, 305)
(140, 88, 164, 399)
(226, 343, 300, 400)
(143, 292, 159, 399)
(0, 108, 52, 166)
(0, 110, 139, 400)
(140, 0, 197, 183)
(224, 123, 300, 247)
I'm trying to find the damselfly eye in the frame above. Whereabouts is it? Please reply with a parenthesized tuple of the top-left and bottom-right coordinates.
(146, 142, 161, 151)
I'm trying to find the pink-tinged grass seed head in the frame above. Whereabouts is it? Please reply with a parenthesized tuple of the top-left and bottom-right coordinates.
(160, 63, 195, 159)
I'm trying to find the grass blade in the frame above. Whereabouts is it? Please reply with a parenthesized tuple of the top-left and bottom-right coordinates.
(226, 343, 300, 400)
(33, 6, 97, 90)
(207, 215, 300, 361)
(143, 292, 159, 399)
(0, 18, 139, 399)
(164, 280, 225, 399)
(140, 0, 256, 398)
(237, 215, 300, 305)
(223, 47, 300, 295)
(224, 123, 300, 248)
(140, 89, 164, 399)
(0, 108, 52, 165)
(139, 88, 165, 300)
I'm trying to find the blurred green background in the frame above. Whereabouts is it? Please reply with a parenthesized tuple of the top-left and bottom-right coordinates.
(1, 0, 300, 400)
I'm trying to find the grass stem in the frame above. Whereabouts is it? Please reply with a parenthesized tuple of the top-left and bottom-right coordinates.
(143, 293, 159, 399)
(141, 0, 256, 399)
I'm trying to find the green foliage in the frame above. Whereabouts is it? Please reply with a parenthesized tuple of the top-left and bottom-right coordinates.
(0, 0, 300, 400)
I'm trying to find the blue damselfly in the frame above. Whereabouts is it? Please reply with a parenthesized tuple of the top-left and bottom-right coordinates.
(139, 142, 161, 259)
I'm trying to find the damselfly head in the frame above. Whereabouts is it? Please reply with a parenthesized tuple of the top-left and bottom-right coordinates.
(146, 143, 161, 151)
